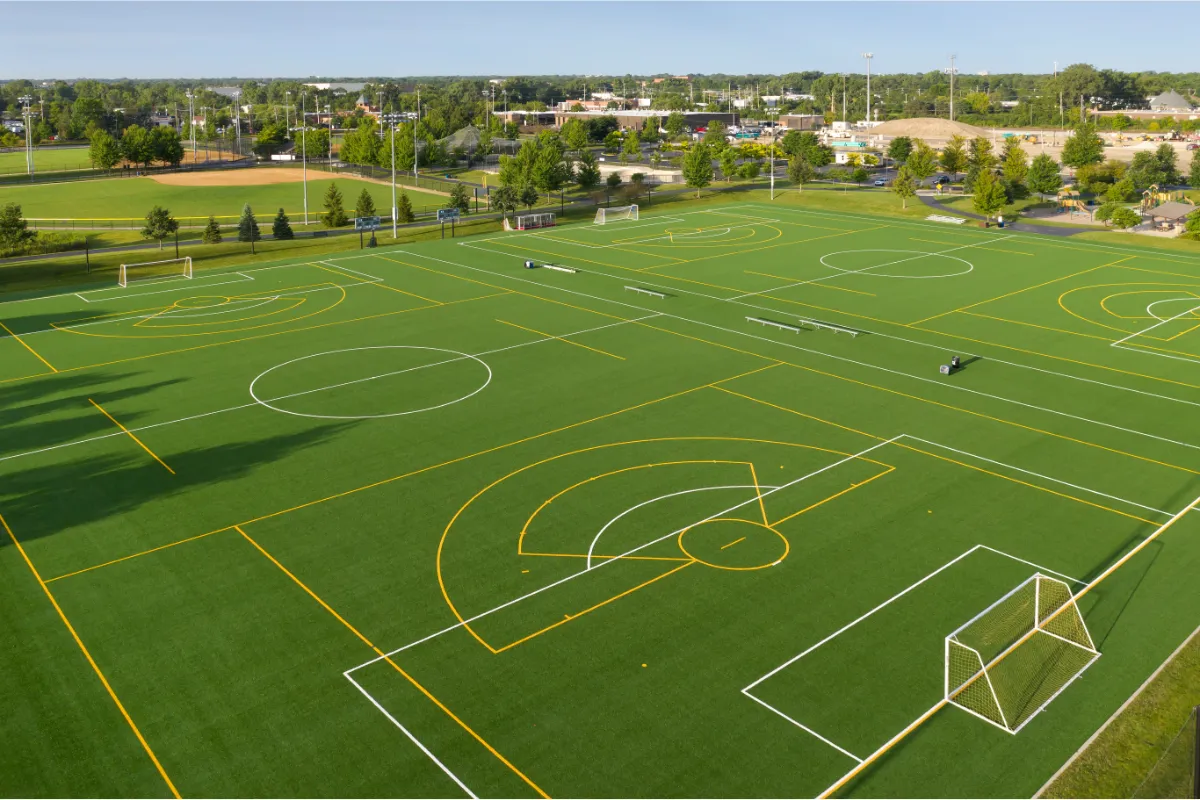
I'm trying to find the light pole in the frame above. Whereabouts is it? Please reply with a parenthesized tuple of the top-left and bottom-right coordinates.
(841, 75, 847, 124)
(233, 90, 242, 155)
(391, 120, 397, 237)
(862, 53, 874, 125)
(378, 90, 385, 140)
(19, 95, 34, 179)
(947, 54, 958, 121)
(301, 93, 309, 225)
(414, 87, 420, 188)
(186, 90, 196, 162)
(285, 90, 291, 136)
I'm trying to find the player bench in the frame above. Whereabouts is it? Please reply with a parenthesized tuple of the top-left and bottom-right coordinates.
(625, 286, 667, 299)
(746, 316, 803, 333)
(926, 214, 967, 225)
(797, 317, 860, 337)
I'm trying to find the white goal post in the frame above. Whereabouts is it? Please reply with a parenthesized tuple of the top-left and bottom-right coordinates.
(945, 573, 1099, 734)
(118, 257, 193, 288)
(594, 204, 638, 224)
(504, 213, 555, 232)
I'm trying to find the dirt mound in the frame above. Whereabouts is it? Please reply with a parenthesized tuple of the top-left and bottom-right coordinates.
(870, 117, 989, 140)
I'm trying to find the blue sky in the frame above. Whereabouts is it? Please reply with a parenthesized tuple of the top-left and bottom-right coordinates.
(7, 1, 1200, 79)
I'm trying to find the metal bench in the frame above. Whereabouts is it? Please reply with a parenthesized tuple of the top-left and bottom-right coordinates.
(625, 286, 667, 299)
(926, 214, 967, 225)
(746, 316, 803, 333)
(796, 317, 860, 337)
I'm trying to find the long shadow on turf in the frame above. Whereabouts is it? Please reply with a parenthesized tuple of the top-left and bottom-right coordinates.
(0, 371, 188, 460)
(0, 303, 153, 337)
(0, 422, 350, 546)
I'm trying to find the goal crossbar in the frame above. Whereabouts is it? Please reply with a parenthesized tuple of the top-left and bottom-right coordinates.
(595, 204, 638, 224)
(118, 256, 193, 288)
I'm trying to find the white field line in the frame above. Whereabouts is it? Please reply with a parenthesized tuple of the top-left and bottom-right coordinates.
(901, 436, 1173, 517)
(343, 672, 477, 798)
(619, 219, 774, 248)
(346, 436, 903, 676)
(317, 260, 383, 282)
(426, 245, 1200, 461)
(742, 691, 863, 762)
(699, 209, 782, 223)
(1034, 621, 1200, 797)
(728, 236, 1011, 301)
(146, 296, 279, 322)
(975, 545, 1085, 586)
(947, 696, 1015, 734)
(1112, 342, 1200, 367)
(0, 313, 659, 468)
(75, 274, 255, 303)
(1112, 301, 1200, 346)
(457, 235, 1200, 415)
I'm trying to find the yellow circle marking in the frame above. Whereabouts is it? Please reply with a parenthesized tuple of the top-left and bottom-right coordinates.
(1098, 289, 1200, 320)
(677, 517, 789, 571)
(1059, 281, 1200, 337)
(172, 295, 232, 310)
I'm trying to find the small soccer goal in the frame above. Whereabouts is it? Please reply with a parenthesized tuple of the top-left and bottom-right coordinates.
(945, 573, 1099, 734)
(117, 257, 193, 288)
(504, 213, 555, 232)
(594, 204, 638, 224)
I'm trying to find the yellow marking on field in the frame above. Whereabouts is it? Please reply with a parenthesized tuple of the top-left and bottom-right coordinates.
(720, 537, 746, 550)
(908, 262, 1114, 326)
(0, 318, 57, 372)
(312, 262, 444, 304)
(234, 524, 549, 799)
(749, 462, 770, 525)
(491, 561, 697, 655)
(1098, 289, 1200, 320)
(45, 527, 233, 583)
(88, 398, 175, 474)
(907, 237, 1035, 256)
(957, 310, 1118, 342)
(746, 269, 876, 296)
(520, 551, 693, 562)
(0, 512, 180, 799)
(642, 224, 889, 273)
(770, 468, 896, 526)
(497, 318, 625, 360)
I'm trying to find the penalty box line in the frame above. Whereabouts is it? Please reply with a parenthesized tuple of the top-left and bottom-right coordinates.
(344, 436, 904, 676)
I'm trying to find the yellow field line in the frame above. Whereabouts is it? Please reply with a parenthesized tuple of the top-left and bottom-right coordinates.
(908, 262, 1115, 326)
(46, 527, 233, 583)
(88, 399, 175, 475)
(497, 318, 625, 360)
(312, 262, 444, 305)
(749, 462, 770, 525)
(233, 525, 549, 799)
(492, 561, 696, 654)
(0, 318, 57, 373)
(720, 537, 746, 550)
(770, 467, 896, 527)
(745, 270, 876, 296)
(0, 512, 180, 798)
(907, 237, 1035, 256)
(521, 551, 692, 562)
(957, 310, 1118, 342)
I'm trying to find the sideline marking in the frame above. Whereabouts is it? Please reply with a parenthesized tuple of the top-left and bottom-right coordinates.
(496, 318, 625, 361)
(0, 512, 181, 799)
(0, 318, 57, 372)
(88, 398, 175, 475)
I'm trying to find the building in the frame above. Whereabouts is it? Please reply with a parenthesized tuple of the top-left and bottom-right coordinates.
(1148, 90, 1194, 113)
(552, 109, 738, 131)
(149, 113, 175, 128)
(302, 82, 367, 94)
(777, 114, 823, 131)
(493, 110, 556, 127)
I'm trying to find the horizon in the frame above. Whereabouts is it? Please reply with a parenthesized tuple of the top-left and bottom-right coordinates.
(5, 1, 1200, 80)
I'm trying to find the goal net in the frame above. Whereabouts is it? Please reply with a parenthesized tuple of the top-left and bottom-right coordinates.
(595, 204, 638, 224)
(118, 257, 193, 288)
(945, 573, 1099, 734)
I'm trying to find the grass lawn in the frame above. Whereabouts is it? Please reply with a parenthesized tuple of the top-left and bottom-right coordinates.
(5, 197, 1200, 798)
(2, 174, 450, 225)
(0, 146, 95, 175)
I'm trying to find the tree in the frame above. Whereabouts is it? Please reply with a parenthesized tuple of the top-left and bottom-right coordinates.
(491, 185, 517, 220)
(787, 156, 815, 191)
(149, 127, 184, 166)
(0, 203, 35, 251)
(532, 137, 570, 197)
(237, 204, 261, 242)
(780, 131, 832, 167)
(121, 124, 154, 167)
(971, 170, 1008, 223)
(1111, 207, 1142, 230)
(396, 191, 415, 224)
(703, 120, 727, 146)
(519, 182, 539, 210)
(575, 150, 601, 191)
(892, 165, 917, 209)
(1181, 209, 1200, 241)
(968, 137, 997, 172)
(322, 183, 349, 227)
(1128, 151, 1166, 191)
(355, 188, 377, 218)
(561, 118, 589, 151)
(1191, 150, 1200, 188)
(851, 167, 869, 187)
(623, 129, 640, 161)
(272, 208, 294, 240)
(940, 135, 968, 180)
(340, 120, 381, 166)
(907, 139, 938, 182)
(1061, 123, 1105, 169)
(739, 161, 761, 180)
(603, 130, 622, 152)
(448, 183, 471, 214)
(681, 141, 713, 197)
(605, 172, 622, 192)
(296, 127, 331, 160)
(202, 216, 222, 244)
(1107, 177, 1137, 202)
(887, 136, 913, 165)
(664, 112, 687, 141)
(88, 130, 122, 170)
(720, 148, 739, 182)
(141, 206, 178, 250)
(253, 122, 288, 158)
(640, 117, 660, 144)
(1155, 143, 1180, 185)
(1093, 202, 1118, 226)
(1027, 154, 1063, 199)
(963, 91, 992, 115)
(1001, 137, 1029, 187)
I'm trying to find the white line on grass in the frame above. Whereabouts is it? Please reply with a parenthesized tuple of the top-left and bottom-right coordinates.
(742, 692, 863, 762)
(1112, 301, 1200, 347)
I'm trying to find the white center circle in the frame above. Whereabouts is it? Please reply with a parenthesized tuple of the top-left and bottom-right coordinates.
(820, 249, 975, 279)
(249, 345, 492, 420)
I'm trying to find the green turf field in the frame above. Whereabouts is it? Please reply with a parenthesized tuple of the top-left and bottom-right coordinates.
(0, 146, 95, 175)
(2, 173, 449, 224)
(4, 201, 1200, 798)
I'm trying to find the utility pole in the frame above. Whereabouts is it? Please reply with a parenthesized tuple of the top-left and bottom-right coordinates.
(842, 74, 847, 124)
(378, 90, 385, 139)
(948, 55, 957, 121)
(391, 120, 397, 237)
(19, 95, 34, 179)
(862, 52, 874, 126)
(233, 90, 242, 155)
(285, 90, 291, 136)
(414, 87, 420, 188)
(186, 90, 196, 162)
(301, 93, 309, 225)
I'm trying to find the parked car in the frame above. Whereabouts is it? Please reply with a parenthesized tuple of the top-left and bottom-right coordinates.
(873, 179, 887, 187)
(932, 176, 951, 186)
(1188, 143, 1199, 151)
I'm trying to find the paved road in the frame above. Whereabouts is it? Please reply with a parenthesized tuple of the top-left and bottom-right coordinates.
(916, 193, 1086, 237)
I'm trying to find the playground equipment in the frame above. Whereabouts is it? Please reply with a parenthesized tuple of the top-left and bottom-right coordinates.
(1057, 188, 1094, 220)
(1141, 185, 1194, 212)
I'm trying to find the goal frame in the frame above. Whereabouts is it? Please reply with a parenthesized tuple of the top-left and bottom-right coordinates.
(512, 212, 555, 231)
(118, 256, 193, 288)
(944, 572, 1099, 734)
(594, 204, 639, 224)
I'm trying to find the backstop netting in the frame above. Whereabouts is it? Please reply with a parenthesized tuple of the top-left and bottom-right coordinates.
(945, 573, 1099, 733)
(595, 205, 638, 224)
(118, 257, 193, 288)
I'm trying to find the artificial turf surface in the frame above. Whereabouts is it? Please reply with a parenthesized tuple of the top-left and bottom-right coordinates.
(3, 200, 1200, 798)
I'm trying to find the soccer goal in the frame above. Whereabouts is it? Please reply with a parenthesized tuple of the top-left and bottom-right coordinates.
(594, 204, 638, 224)
(945, 573, 1099, 734)
(117, 257, 193, 288)
(503, 212, 555, 232)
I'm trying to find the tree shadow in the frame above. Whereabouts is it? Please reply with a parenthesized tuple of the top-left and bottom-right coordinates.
(0, 422, 352, 547)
